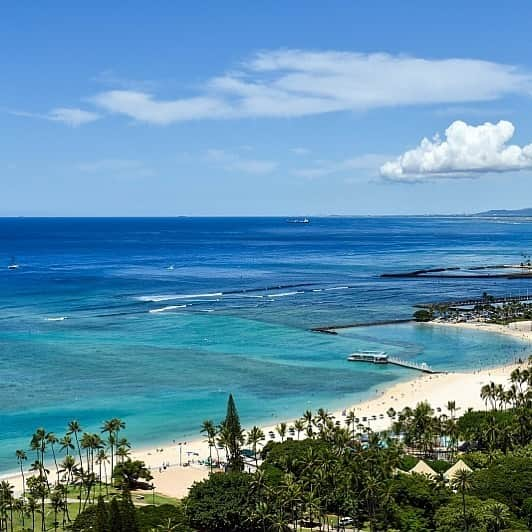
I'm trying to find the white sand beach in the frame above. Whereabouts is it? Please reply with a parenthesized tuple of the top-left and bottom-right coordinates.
(4, 320, 530, 499)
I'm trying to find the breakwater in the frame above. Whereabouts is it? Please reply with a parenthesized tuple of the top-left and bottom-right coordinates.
(381, 264, 532, 279)
(311, 318, 413, 334)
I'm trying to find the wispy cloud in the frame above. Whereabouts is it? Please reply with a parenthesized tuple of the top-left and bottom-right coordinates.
(92, 69, 159, 91)
(380, 120, 532, 181)
(76, 159, 154, 177)
(89, 49, 532, 124)
(10, 107, 100, 127)
(294, 153, 391, 179)
(290, 147, 310, 156)
(206, 149, 278, 175)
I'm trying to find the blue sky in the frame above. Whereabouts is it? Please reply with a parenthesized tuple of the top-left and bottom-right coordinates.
(3, 1, 532, 216)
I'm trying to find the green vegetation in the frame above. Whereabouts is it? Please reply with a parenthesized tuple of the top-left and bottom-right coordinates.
(413, 309, 434, 322)
(421, 290, 532, 325)
(2, 360, 531, 531)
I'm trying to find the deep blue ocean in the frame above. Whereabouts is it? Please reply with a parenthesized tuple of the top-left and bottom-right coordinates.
(1, 217, 531, 472)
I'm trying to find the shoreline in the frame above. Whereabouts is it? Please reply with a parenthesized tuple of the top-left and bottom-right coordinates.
(3, 320, 531, 499)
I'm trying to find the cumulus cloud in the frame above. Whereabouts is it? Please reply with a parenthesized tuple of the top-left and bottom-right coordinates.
(206, 149, 277, 175)
(89, 50, 532, 124)
(10, 107, 100, 126)
(380, 120, 532, 181)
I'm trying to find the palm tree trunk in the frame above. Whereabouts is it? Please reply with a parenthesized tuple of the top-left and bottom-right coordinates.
(51, 446, 58, 485)
(462, 491, 468, 532)
(74, 434, 83, 472)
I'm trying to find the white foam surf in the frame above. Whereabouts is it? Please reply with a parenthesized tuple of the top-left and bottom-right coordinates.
(149, 305, 187, 313)
(266, 291, 303, 298)
(138, 292, 223, 302)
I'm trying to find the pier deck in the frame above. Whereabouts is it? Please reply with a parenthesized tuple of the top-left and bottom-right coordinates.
(347, 352, 440, 374)
(386, 357, 440, 374)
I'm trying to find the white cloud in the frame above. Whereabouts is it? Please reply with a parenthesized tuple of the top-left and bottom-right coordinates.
(89, 50, 532, 124)
(290, 147, 310, 156)
(91, 91, 229, 125)
(48, 108, 101, 126)
(10, 107, 100, 127)
(380, 120, 532, 181)
(92, 69, 158, 91)
(294, 153, 391, 179)
(206, 149, 277, 175)
(76, 159, 153, 177)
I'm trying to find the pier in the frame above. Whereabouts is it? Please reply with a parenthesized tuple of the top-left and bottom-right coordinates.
(311, 318, 412, 334)
(347, 352, 440, 374)
(386, 356, 440, 374)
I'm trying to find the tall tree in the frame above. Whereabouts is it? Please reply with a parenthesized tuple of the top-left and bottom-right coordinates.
(247, 426, 265, 469)
(201, 420, 217, 473)
(452, 469, 473, 532)
(223, 394, 244, 472)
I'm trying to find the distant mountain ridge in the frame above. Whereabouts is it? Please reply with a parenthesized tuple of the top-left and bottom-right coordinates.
(474, 208, 532, 217)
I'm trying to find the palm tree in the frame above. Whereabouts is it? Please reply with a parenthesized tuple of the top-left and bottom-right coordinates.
(59, 434, 74, 457)
(452, 469, 473, 532)
(304, 488, 322, 531)
(286, 474, 304, 529)
(58, 455, 76, 523)
(446, 400, 457, 419)
(314, 408, 332, 436)
(12, 498, 26, 532)
(45, 433, 59, 483)
(49, 486, 64, 532)
(276, 422, 287, 443)
(216, 421, 231, 463)
(26, 495, 38, 532)
(0, 480, 14, 532)
(486, 502, 510, 532)
(15, 450, 27, 498)
(293, 419, 305, 440)
(116, 446, 131, 463)
(251, 500, 273, 532)
(201, 420, 217, 473)
(96, 449, 109, 496)
(303, 410, 314, 437)
(247, 426, 265, 469)
(270, 511, 291, 532)
(345, 411, 356, 440)
(101, 418, 124, 479)
(29, 457, 49, 532)
(484, 415, 500, 457)
(67, 420, 84, 472)
(444, 417, 459, 460)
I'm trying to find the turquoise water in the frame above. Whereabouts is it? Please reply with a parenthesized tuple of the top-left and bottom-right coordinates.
(1, 217, 531, 472)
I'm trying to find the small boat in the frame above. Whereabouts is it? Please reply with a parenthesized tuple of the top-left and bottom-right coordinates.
(287, 218, 310, 224)
(8, 257, 19, 270)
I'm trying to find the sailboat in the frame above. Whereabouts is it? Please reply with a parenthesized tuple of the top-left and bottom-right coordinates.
(8, 257, 19, 270)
